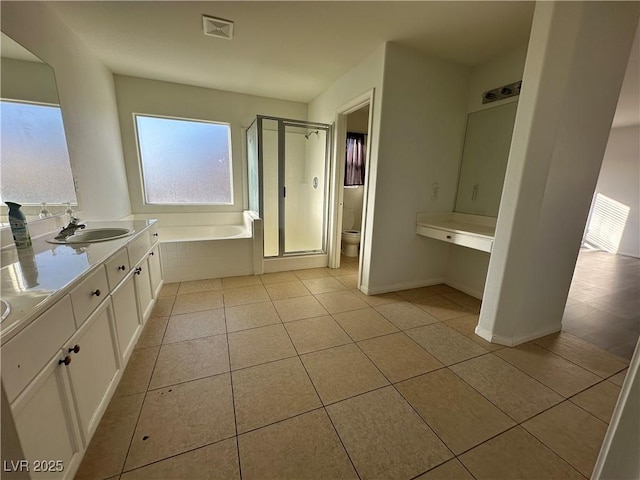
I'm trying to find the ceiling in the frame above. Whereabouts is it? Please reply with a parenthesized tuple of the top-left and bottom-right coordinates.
(46, 1, 535, 103)
(7, 2, 637, 126)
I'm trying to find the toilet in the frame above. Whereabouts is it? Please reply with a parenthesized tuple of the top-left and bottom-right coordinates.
(341, 208, 361, 257)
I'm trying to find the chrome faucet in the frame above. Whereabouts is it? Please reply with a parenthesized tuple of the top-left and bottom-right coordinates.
(55, 216, 86, 240)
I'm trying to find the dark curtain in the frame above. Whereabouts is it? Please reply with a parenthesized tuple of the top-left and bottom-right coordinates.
(345, 133, 366, 186)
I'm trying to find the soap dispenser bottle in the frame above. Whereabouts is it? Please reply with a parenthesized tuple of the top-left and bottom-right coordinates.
(6, 202, 32, 248)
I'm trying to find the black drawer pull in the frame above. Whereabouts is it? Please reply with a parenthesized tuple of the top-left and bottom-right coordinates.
(135, 267, 142, 275)
(69, 345, 80, 354)
(91, 289, 101, 297)
(118, 265, 126, 271)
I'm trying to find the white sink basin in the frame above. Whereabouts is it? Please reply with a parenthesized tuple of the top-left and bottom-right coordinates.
(1, 299, 10, 322)
(47, 228, 133, 244)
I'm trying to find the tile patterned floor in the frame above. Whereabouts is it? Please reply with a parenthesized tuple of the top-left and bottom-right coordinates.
(564, 249, 640, 360)
(75, 254, 633, 480)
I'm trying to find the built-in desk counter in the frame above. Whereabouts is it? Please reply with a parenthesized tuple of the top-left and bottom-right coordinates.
(416, 212, 496, 253)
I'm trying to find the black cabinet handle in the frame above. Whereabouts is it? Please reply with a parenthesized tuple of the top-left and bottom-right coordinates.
(135, 267, 142, 275)
(153, 233, 159, 237)
(59, 356, 72, 366)
(118, 265, 126, 271)
(149, 251, 154, 256)
(69, 345, 80, 354)
(91, 289, 101, 297)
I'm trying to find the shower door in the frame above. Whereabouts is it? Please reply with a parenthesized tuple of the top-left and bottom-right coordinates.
(249, 116, 330, 258)
(281, 121, 330, 255)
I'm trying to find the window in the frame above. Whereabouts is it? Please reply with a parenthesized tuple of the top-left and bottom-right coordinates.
(0, 100, 76, 204)
(134, 114, 233, 205)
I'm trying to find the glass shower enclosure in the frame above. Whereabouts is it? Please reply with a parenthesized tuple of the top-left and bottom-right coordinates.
(247, 116, 331, 258)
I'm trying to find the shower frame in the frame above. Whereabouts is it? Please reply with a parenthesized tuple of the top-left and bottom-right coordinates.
(249, 115, 333, 258)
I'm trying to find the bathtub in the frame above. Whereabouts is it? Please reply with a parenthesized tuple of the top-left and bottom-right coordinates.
(125, 211, 263, 282)
(158, 224, 252, 242)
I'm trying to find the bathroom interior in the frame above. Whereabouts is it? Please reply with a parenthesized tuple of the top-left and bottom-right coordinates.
(1, 2, 639, 479)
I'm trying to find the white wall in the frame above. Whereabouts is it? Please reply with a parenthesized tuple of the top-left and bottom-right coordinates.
(113, 75, 307, 215)
(0, 58, 59, 105)
(308, 44, 386, 289)
(466, 43, 529, 114)
(365, 43, 469, 294)
(1, 2, 131, 221)
(585, 126, 640, 258)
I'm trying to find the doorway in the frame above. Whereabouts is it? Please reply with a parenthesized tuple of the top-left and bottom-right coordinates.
(329, 89, 375, 291)
(340, 105, 370, 272)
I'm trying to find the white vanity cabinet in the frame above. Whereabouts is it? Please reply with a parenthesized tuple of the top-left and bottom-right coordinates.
(11, 351, 82, 480)
(111, 271, 141, 364)
(147, 243, 162, 299)
(64, 299, 120, 443)
(133, 259, 153, 324)
(1, 220, 162, 480)
(4, 297, 83, 480)
(127, 228, 159, 324)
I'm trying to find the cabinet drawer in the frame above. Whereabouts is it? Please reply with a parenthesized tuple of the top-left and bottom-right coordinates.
(416, 224, 493, 253)
(127, 231, 151, 267)
(2, 296, 75, 403)
(105, 248, 130, 290)
(70, 266, 109, 328)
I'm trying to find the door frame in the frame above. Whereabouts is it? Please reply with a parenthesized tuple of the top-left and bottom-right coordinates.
(328, 89, 375, 287)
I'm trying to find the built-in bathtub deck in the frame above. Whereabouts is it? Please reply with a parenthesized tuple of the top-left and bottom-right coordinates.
(126, 212, 263, 282)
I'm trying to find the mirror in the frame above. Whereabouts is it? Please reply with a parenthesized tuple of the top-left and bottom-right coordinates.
(454, 101, 518, 217)
(0, 32, 76, 220)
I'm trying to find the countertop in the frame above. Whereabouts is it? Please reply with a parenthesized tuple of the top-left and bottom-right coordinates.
(416, 212, 496, 238)
(0, 219, 156, 344)
(416, 212, 496, 253)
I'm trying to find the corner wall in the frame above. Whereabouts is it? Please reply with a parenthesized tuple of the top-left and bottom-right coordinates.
(366, 43, 468, 293)
(1, 2, 131, 220)
(307, 44, 386, 290)
(585, 126, 640, 258)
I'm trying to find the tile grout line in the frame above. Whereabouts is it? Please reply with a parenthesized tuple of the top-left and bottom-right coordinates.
(117, 292, 174, 477)
(279, 315, 364, 480)
(350, 333, 460, 475)
(221, 291, 243, 480)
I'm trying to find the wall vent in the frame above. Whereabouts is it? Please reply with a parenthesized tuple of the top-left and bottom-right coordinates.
(202, 15, 234, 40)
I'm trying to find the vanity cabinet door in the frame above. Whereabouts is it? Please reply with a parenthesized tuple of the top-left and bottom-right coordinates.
(148, 243, 162, 299)
(133, 258, 154, 324)
(11, 351, 83, 480)
(111, 271, 142, 365)
(65, 299, 120, 444)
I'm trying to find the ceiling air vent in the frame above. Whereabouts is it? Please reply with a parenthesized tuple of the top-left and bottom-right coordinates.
(202, 15, 234, 40)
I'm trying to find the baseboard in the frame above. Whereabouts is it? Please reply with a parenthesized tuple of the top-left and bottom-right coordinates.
(361, 277, 445, 296)
(443, 279, 484, 300)
(475, 324, 562, 347)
